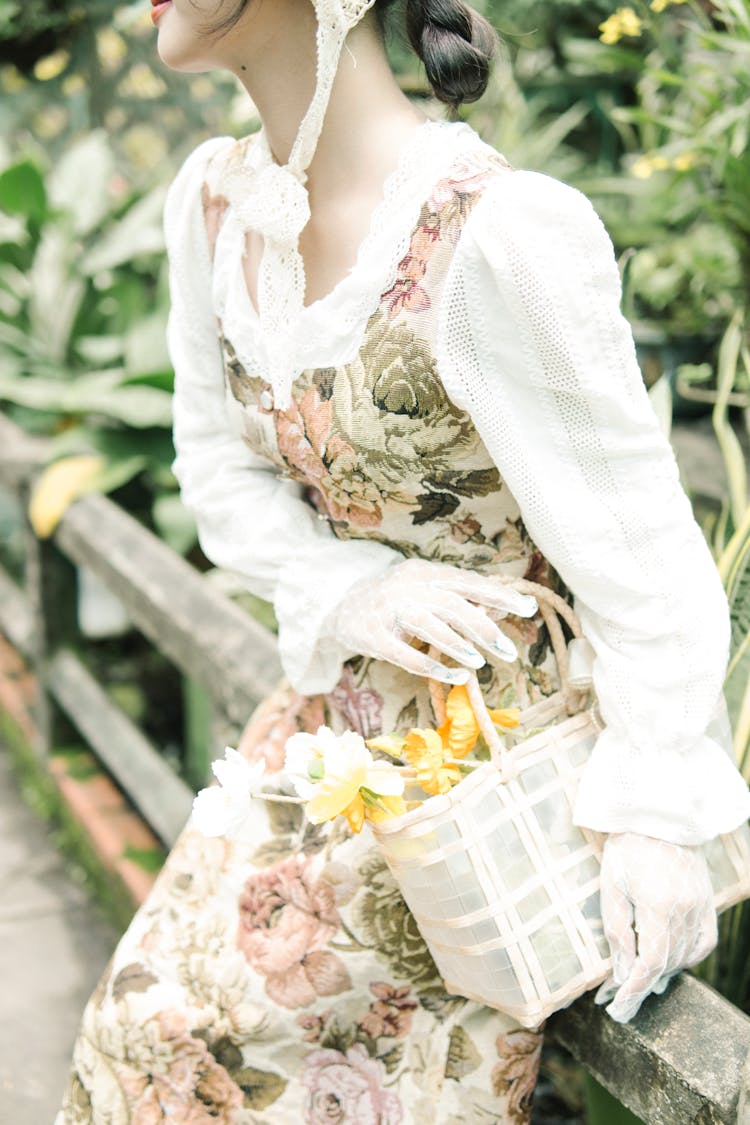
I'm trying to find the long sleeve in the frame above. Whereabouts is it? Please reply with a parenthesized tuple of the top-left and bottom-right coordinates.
(437, 168, 750, 845)
(166, 140, 400, 694)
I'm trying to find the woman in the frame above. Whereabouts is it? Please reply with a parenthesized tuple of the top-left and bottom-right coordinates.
(58, 0, 750, 1121)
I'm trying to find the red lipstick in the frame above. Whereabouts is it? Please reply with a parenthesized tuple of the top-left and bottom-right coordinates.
(151, 0, 172, 26)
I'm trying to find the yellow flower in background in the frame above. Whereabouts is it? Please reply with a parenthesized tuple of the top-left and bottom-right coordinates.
(61, 74, 86, 97)
(97, 27, 127, 73)
(631, 153, 670, 178)
(34, 50, 70, 82)
(0, 66, 27, 94)
(673, 151, 698, 171)
(599, 8, 644, 44)
(117, 63, 167, 100)
(29, 454, 105, 538)
(403, 728, 461, 796)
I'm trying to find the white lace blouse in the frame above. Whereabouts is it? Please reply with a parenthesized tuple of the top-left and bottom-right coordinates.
(166, 120, 750, 846)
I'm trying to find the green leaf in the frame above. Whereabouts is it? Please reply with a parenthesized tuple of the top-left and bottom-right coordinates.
(123, 310, 170, 376)
(47, 131, 115, 237)
(0, 368, 173, 427)
(80, 185, 167, 274)
(111, 963, 159, 1001)
(445, 1025, 482, 1080)
(0, 160, 46, 222)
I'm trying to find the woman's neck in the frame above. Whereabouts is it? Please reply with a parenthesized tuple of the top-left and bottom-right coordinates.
(232, 14, 427, 208)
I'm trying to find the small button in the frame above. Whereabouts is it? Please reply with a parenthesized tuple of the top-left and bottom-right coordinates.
(259, 389, 274, 410)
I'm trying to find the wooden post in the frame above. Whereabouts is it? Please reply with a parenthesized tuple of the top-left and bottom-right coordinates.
(20, 479, 79, 759)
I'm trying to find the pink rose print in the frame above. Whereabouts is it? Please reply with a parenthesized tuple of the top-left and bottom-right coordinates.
(329, 666, 383, 739)
(200, 183, 230, 263)
(301, 1044, 403, 1124)
(236, 686, 325, 772)
(297, 1009, 335, 1043)
(382, 220, 440, 318)
(358, 982, 417, 1040)
(428, 160, 496, 212)
(491, 1028, 543, 1125)
(276, 386, 383, 528)
(237, 856, 352, 1009)
(118, 1010, 242, 1124)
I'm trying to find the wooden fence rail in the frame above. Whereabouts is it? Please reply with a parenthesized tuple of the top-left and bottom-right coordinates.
(0, 412, 748, 1123)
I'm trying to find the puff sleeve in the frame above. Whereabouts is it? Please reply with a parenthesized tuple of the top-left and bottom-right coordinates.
(166, 140, 400, 694)
(437, 168, 750, 845)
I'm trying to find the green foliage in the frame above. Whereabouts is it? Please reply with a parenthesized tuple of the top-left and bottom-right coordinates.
(0, 131, 196, 552)
(586, 0, 750, 330)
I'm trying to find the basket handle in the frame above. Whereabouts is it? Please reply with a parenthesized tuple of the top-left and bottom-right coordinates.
(427, 574, 591, 778)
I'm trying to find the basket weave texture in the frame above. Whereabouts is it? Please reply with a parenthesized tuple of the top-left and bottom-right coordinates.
(370, 578, 750, 1028)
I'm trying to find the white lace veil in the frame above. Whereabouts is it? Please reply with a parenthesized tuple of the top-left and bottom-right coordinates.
(219, 0, 379, 409)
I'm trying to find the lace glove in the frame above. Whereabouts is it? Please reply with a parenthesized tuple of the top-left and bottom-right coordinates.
(329, 558, 538, 684)
(595, 831, 718, 1023)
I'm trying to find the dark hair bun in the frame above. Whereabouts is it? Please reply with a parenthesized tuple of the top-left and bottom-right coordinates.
(404, 0, 497, 106)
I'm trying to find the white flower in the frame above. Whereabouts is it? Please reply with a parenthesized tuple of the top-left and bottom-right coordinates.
(284, 725, 404, 824)
(191, 747, 266, 839)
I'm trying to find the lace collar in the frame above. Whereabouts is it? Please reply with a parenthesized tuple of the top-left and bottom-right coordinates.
(213, 118, 480, 402)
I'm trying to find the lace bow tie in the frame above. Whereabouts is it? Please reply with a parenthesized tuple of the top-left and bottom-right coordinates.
(221, 161, 311, 249)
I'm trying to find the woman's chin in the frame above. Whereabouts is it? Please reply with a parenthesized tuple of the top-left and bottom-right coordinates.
(156, 36, 215, 74)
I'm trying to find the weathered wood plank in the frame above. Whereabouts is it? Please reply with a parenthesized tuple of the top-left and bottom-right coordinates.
(549, 975, 750, 1124)
(53, 494, 282, 726)
(0, 564, 34, 656)
(47, 648, 194, 846)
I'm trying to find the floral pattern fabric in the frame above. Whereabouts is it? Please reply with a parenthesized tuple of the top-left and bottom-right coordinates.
(57, 142, 568, 1124)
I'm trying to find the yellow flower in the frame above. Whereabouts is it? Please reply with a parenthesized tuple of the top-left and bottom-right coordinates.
(285, 726, 404, 829)
(403, 729, 461, 796)
(599, 8, 644, 44)
(488, 706, 521, 731)
(366, 733, 407, 758)
(437, 685, 479, 758)
(29, 454, 105, 538)
(33, 50, 70, 82)
(342, 794, 366, 834)
(97, 28, 127, 73)
(364, 794, 408, 825)
(673, 151, 697, 171)
(631, 153, 669, 179)
(435, 685, 520, 759)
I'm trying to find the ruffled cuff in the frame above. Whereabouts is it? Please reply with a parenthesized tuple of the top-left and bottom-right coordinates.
(573, 710, 750, 845)
(274, 538, 401, 695)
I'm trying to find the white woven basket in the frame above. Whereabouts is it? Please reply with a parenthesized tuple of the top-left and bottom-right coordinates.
(370, 578, 750, 1028)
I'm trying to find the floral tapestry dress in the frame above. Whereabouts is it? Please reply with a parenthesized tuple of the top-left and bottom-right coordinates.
(57, 117, 750, 1123)
(56, 126, 563, 1125)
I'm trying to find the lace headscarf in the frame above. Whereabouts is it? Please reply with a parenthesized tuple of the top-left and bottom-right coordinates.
(219, 0, 378, 409)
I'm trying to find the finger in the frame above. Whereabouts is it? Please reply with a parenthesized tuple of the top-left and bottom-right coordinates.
(605, 955, 665, 1023)
(650, 970, 678, 996)
(398, 612, 487, 670)
(428, 592, 519, 662)
(390, 641, 471, 685)
(594, 977, 618, 1007)
(433, 568, 538, 618)
(599, 877, 636, 985)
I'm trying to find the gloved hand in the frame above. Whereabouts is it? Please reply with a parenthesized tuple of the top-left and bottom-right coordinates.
(595, 831, 717, 1023)
(331, 558, 538, 685)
